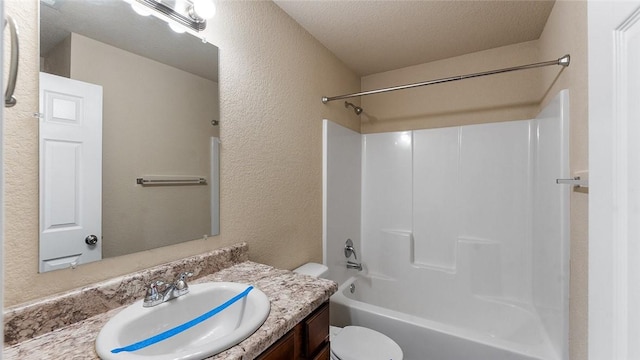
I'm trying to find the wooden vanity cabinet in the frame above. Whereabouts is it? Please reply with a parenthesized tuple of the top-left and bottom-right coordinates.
(256, 331, 296, 359)
(300, 301, 330, 359)
(256, 302, 330, 360)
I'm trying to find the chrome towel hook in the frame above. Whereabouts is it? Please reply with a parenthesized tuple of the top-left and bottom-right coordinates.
(4, 16, 19, 108)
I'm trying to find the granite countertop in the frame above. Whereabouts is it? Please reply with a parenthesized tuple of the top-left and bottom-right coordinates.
(3, 245, 337, 360)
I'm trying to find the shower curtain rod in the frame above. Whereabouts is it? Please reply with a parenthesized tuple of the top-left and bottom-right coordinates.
(321, 54, 570, 104)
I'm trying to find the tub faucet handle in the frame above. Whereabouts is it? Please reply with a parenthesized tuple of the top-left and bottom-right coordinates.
(344, 238, 358, 260)
(345, 239, 363, 271)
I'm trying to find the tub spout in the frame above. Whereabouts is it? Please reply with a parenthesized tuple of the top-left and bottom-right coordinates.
(347, 260, 363, 271)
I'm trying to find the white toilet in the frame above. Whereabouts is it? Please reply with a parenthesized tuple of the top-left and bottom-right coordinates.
(293, 263, 403, 360)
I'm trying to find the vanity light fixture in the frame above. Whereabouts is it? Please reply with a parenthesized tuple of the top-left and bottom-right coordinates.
(190, 0, 216, 22)
(168, 22, 187, 33)
(130, 2, 153, 16)
(133, 0, 216, 32)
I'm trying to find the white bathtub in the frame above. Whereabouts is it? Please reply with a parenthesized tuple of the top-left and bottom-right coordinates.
(330, 275, 558, 360)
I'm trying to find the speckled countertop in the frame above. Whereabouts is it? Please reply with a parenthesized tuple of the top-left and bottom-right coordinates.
(3, 243, 337, 360)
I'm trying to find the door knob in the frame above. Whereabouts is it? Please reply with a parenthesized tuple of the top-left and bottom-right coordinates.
(85, 234, 98, 246)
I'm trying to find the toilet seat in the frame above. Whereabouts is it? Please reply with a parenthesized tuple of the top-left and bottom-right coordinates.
(330, 326, 403, 360)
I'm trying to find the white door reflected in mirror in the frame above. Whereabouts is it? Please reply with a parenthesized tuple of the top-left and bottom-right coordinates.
(39, 72, 103, 272)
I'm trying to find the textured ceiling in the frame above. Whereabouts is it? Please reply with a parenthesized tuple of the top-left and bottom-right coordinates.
(274, 0, 555, 76)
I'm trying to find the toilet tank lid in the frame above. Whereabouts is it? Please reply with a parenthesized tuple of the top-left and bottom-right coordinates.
(332, 326, 403, 360)
(293, 263, 328, 278)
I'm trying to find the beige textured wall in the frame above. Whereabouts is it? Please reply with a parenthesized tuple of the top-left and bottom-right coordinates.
(42, 35, 71, 77)
(538, 2, 589, 359)
(3, 0, 359, 307)
(69, 33, 218, 258)
(360, 41, 541, 134)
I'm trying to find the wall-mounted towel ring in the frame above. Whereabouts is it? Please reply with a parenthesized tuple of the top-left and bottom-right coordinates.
(4, 16, 19, 108)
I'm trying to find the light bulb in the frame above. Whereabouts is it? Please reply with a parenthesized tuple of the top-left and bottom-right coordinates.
(191, 0, 216, 20)
(168, 22, 186, 33)
(130, 2, 152, 16)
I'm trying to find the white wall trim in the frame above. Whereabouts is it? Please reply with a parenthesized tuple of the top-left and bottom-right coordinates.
(589, 2, 640, 359)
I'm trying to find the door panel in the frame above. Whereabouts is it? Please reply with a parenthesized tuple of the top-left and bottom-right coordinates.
(39, 72, 103, 272)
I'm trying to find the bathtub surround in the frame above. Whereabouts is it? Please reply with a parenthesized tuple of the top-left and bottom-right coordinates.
(323, 90, 569, 360)
(3, 243, 338, 359)
(322, 121, 362, 286)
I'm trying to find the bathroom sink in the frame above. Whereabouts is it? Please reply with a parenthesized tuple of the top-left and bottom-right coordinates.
(95, 282, 270, 360)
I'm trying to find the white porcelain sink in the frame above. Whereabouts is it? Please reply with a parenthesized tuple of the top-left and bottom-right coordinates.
(95, 282, 270, 360)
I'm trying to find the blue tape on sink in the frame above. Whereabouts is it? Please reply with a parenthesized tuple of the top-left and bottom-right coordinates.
(111, 285, 254, 354)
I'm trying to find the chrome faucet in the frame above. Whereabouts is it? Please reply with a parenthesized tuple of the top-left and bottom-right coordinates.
(143, 271, 193, 307)
(344, 239, 363, 271)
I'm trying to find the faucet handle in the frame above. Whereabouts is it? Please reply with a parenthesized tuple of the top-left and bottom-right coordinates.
(175, 271, 193, 285)
(344, 239, 358, 260)
(148, 279, 165, 292)
(173, 271, 193, 296)
(143, 279, 166, 307)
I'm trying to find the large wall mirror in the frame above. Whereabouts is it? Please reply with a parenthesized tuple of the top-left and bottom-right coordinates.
(39, 0, 220, 272)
